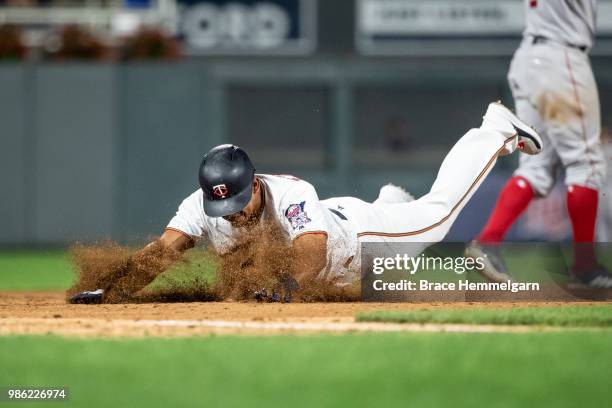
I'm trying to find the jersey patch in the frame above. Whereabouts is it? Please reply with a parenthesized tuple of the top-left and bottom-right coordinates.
(285, 201, 312, 230)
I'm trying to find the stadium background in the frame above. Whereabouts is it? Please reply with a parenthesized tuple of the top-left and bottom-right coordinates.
(1, 0, 612, 248)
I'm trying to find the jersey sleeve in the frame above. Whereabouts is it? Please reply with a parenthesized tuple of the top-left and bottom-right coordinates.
(166, 189, 207, 238)
(279, 181, 330, 241)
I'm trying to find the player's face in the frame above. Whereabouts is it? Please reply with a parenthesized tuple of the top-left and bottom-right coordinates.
(222, 180, 261, 228)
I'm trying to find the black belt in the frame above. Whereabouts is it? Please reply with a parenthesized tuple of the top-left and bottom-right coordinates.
(328, 208, 348, 220)
(531, 35, 587, 52)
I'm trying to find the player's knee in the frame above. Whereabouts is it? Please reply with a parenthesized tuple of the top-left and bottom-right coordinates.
(513, 173, 551, 197)
(565, 165, 606, 192)
(375, 184, 414, 205)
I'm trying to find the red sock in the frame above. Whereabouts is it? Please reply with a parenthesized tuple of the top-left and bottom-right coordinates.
(478, 176, 534, 243)
(567, 185, 598, 242)
(567, 185, 599, 272)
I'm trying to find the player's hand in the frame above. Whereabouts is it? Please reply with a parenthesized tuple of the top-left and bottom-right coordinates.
(253, 288, 289, 302)
(253, 276, 299, 303)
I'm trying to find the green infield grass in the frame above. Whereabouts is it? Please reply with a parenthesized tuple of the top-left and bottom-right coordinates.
(357, 305, 612, 327)
(0, 251, 73, 291)
(1, 331, 610, 408)
(0, 249, 217, 292)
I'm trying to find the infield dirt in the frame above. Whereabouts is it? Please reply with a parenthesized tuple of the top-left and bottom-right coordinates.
(1, 291, 607, 337)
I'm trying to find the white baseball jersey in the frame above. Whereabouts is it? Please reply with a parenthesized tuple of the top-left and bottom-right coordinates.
(524, 0, 596, 49)
(166, 174, 360, 282)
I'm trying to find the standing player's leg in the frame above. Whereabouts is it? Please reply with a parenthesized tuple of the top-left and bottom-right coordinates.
(466, 42, 560, 282)
(357, 102, 541, 249)
(556, 50, 610, 287)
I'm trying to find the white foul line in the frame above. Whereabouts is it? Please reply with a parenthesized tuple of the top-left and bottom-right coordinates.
(106, 318, 553, 333)
(0, 317, 567, 336)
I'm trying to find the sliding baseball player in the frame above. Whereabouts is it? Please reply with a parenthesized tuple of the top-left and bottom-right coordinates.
(70, 101, 541, 303)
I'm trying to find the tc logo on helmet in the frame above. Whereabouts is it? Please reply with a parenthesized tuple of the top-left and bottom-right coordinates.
(212, 184, 229, 198)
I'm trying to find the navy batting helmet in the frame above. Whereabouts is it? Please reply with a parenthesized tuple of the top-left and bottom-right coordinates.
(198, 144, 256, 217)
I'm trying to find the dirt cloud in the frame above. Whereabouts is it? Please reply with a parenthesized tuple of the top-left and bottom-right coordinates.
(68, 225, 359, 303)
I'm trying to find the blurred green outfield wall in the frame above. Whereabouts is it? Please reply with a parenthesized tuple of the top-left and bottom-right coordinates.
(2, 58, 612, 245)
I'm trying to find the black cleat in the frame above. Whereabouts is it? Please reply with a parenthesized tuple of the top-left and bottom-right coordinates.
(569, 265, 612, 289)
(69, 289, 104, 304)
(465, 241, 514, 283)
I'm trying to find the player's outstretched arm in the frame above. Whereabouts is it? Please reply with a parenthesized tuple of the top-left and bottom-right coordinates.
(108, 230, 194, 298)
(291, 233, 328, 285)
(158, 228, 195, 252)
(122, 229, 195, 294)
(69, 229, 194, 304)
